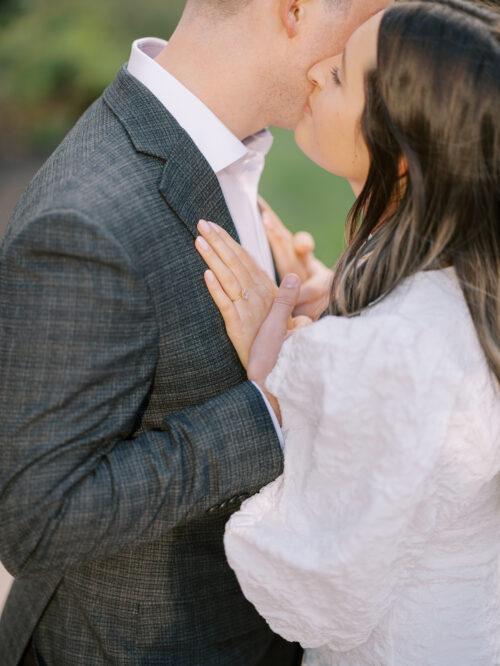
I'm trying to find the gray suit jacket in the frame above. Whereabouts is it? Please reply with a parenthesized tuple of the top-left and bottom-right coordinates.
(0, 65, 290, 665)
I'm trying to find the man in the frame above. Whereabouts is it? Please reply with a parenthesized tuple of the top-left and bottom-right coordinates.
(0, 0, 388, 663)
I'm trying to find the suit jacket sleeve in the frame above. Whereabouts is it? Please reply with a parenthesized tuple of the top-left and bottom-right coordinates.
(0, 210, 283, 577)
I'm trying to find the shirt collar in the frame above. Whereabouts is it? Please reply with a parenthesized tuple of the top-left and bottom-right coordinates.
(127, 37, 272, 174)
(243, 129, 274, 160)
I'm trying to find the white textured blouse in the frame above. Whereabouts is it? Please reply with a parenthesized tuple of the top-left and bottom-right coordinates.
(224, 267, 500, 665)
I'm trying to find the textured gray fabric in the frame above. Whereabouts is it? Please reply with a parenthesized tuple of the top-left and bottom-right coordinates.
(0, 65, 293, 665)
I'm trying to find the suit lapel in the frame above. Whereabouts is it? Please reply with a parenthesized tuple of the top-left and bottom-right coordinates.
(103, 65, 280, 282)
(103, 65, 241, 245)
(158, 136, 239, 244)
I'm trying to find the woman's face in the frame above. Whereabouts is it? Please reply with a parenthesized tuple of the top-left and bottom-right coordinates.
(295, 10, 384, 196)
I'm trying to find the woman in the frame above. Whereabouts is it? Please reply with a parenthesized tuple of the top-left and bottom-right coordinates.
(194, 0, 500, 663)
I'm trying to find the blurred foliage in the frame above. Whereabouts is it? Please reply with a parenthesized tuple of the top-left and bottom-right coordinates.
(0, 0, 352, 262)
(0, 0, 26, 26)
(0, 0, 185, 150)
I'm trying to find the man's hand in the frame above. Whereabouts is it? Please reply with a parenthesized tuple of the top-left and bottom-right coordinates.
(259, 196, 333, 320)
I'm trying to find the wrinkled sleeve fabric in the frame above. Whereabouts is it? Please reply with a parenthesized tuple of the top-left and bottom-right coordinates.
(0, 211, 283, 577)
(224, 313, 462, 651)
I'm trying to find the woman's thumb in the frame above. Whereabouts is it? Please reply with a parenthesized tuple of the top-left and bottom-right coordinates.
(271, 274, 302, 326)
(247, 274, 302, 380)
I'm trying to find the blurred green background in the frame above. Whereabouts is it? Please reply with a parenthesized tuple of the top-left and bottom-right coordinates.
(0, 0, 354, 263)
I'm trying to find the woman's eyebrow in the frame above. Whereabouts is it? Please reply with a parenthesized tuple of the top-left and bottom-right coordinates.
(342, 48, 347, 83)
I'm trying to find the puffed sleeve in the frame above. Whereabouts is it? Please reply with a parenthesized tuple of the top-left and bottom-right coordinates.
(224, 312, 464, 651)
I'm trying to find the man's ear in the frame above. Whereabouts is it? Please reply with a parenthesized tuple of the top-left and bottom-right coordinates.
(278, 0, 306, 38)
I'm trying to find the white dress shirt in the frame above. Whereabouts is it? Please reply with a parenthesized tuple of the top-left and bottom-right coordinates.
(127, 37, 284, 448)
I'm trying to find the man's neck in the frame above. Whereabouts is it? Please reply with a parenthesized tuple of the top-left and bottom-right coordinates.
(154, 17, 268, 140)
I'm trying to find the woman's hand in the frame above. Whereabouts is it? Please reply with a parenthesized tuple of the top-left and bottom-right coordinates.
(195, 219, 283, 369)
(259, 196, 334, 319)
(247, 279, 313, 426)
(247, 293, 313, 385)
(258, 196, 314, 284)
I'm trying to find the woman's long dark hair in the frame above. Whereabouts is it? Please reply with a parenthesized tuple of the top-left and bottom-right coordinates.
(328, 0, 500, 382)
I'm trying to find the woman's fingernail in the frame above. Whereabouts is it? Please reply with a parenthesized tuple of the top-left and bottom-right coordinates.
(196, 236, 209, 251)
(198, 220, 211, 233)
(284, 275, 300, 288)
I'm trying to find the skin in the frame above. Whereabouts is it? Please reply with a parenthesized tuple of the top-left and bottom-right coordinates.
(195, 11, 385, 420)
(196, 220, 304, 423)
(159, 0, 390, 316)
(265, 5, 400, 317)
(259, 196, 333, 319)
(295, 9, 384, 195)
(157, 0, 390, 136)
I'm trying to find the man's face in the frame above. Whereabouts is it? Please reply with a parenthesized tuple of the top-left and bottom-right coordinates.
(270, 0, 392, 129)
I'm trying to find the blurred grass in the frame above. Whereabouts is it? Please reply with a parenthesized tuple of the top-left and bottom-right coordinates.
(0, 0, 352, 262)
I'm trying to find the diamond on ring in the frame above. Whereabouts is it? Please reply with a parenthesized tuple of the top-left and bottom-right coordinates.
(233, 288, 250, 302)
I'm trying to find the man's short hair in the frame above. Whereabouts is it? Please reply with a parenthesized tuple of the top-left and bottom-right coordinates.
(187, 0, 351, 18)
(185, 0, 252, 18)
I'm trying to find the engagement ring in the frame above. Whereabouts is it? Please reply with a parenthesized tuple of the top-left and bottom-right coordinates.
(233, 288, 250, 302)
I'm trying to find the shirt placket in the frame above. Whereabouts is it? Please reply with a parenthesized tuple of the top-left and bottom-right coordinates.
(238, 152, 275, 282)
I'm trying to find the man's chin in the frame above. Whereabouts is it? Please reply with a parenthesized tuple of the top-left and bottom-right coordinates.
(270, 108, 307, 133)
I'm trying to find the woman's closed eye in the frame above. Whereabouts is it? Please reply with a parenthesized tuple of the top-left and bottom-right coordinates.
(331, 66, 342, 87)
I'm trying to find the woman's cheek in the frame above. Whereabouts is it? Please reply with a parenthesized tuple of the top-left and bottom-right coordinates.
(295, 108, 325, 167)
(319, 108, 350, 175)
(295, 100, 358, 178)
